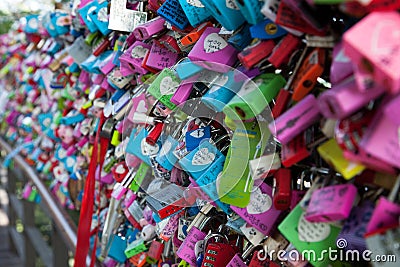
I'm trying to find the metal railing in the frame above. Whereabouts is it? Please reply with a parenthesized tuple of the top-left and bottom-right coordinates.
(0, 137, 99, 267)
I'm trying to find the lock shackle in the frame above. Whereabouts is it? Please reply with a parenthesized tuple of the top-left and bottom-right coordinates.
(388, 175, 400, 201)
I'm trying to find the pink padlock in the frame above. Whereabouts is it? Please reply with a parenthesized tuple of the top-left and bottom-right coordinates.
(318, 76, 385, 119)
(269, 94, 321, 145)
(360, 94, 400, 169)
(145, 42, 178, 71)
(91, 73, 104, 85)
(176, 226, 207, 266)
(132, 16, 166, 40)
(188, 27, 238, 73)
(170, 82, 193, 105)
(119, 41, 152, 75)
(304, 183, 358, 223)
(366, 175, 400, 233)
(343, 11, 400, 94)
(231, 183, 282, 236)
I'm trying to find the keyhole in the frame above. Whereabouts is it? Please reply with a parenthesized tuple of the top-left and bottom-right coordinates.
(360, 57, 374, 74)
(237, 0, 244, 5)
(235, 107, 246, 118)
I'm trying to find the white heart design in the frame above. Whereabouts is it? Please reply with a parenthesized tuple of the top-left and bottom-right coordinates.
(204, 33, 228, 53)
(298, 212, 331, 242)
(371, 20, 400, 55)
(115, 164, 126, 174)
(190, 129, 205, 138)
(58, 148, 67, 159)
(226, 0, 239, 10)
(160, 76, 179, 95)
(66, 157, 75, 168)
(141, 138, 160, 156)
(97, 7, 108, 22)
(247, 187, 272, 214)
(43, 118, 51, 128)
(28, 17, 39, 29)
(159, 140, 172, 157)
(86, 6, 97, 22)
(187, 0, 204, 7)
(131, 45, 149, 59)
(208, 75, 229, 94)
(192, 148, 215, 165)
(136, 100, 147, 113)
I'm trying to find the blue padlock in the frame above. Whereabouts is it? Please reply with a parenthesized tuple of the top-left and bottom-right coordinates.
(185, 126, 211, 151)
(157, 0, 190, 30)
(178, 0, 212, 27)
(227, 23, 252, 51)
(179, 140, 223, 179)
(200, 0, 245, 31)
(235, 0, 265, 25)
(87, 0, 111, 36)
(249, 18, 287, 39)
(126, 128, 163, 166)
(155, 135, 180, 171)
(175, 58, 204, 80)
(201, 70, 244, 112)
(78, 1, 99, 33)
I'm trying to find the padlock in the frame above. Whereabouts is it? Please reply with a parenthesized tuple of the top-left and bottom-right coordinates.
(291, 48, 326, 102)
(273, 168, 292, 210)
(201, 232, 239, 267)
(124, 238, 149, 259)
(188, 27, 239, 73)
(126, 127, 162, 165)
(119, 41, 152, 75)
(231, 182, 282, 235)
(268, 34, 302, 69)
(199, 0, 245, 31)
(337, 198, 375, 253)
(366, 175, 400, 233)
(360, 94, 400, 169)
(330, 42, 354, 85)
(146, 240, 165, 263)
(178, 0, 212, 27)
(147, 68, 181, 110)
(278, 204, 342, 267)
(343, 11, 400, 94)
(218, 120, 269, 207)
(109, 0, 147, 32)
(179, 139, 225, 180)
(317, 138, 366, 180)
(318, 76, 385, 120)
(250, 19, 287, 40)
(238, 39, 275, 70)
(223, 73, 286, 120)
(177, 205, 225, 266)
(304, 183, 358, 223)
(334, 109, 397, 174)
(145, 43, 179, 71)
(87, 0, 111, 36)
(235, 0, 265, 25)
(227, 23, 252, 51)
(275, 1, 326, 36)
(201, 70, 245, 112)
(77, 1, 99, 33)
(133, 16, 166, 40)
(269, 94, 321, 145)
(157, 0, 190, 30)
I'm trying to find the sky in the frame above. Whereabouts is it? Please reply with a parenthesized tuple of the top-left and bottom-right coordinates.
(0, 0, 55, 14)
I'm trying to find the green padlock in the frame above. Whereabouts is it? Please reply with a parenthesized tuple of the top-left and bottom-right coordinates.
(147, 68, 181, 111)
(218, 120, 269, 207)
(130, 163, 150, 192)
(223, 73, 286, 120)
(278, 205, 342, 267)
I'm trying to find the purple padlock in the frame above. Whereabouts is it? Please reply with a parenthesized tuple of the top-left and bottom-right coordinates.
(188, 27, 238, 73)
(304, 183, 358, 223)
(269, 94, 321, 145)
(318, 76, 385, 120)
(145, 42, 178, 71)
(119, 41, 152, 75)
(170, 82, 194, 106)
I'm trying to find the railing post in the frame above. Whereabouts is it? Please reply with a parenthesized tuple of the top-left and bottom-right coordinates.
(22, 191, 36, 267)
(52, 221, 70, 267)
